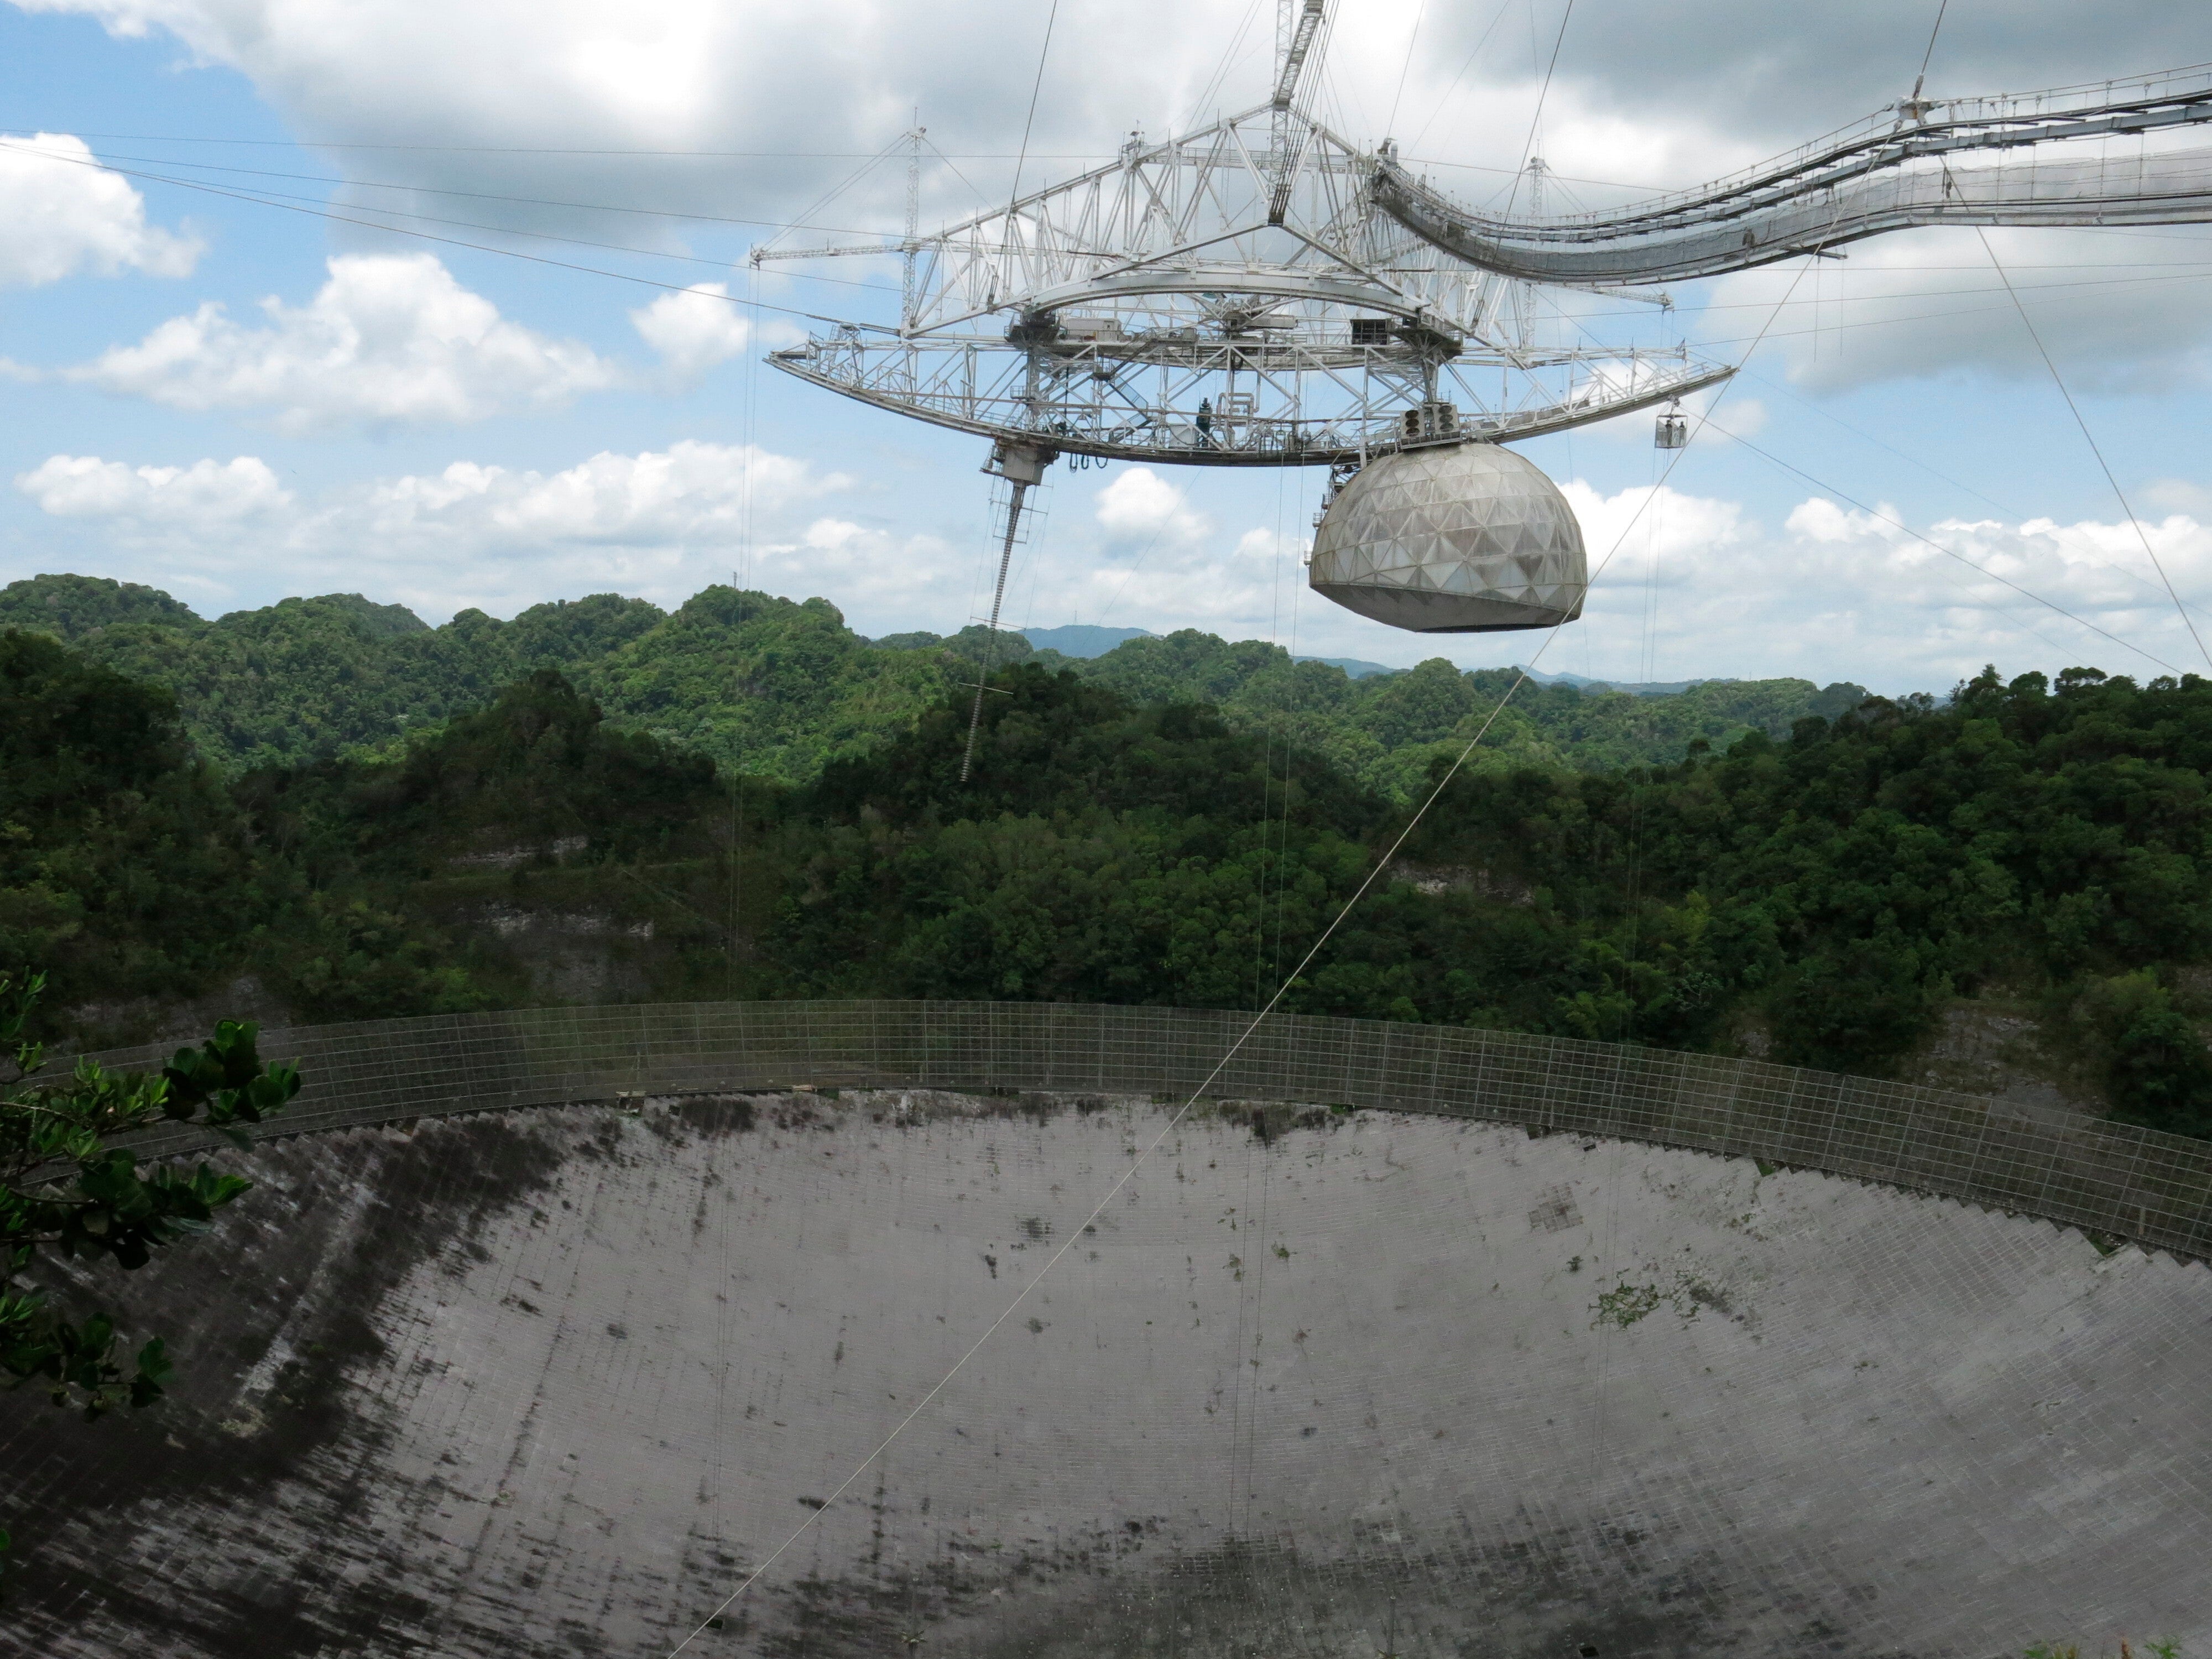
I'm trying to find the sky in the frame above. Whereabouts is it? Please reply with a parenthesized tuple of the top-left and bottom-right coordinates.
(6, 0, 2212, 692)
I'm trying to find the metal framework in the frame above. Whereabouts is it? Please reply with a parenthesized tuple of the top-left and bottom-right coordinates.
(758, 34, 2212, 470)
(758, 100, 1724, 467)
(1376, 61, 2212, 285)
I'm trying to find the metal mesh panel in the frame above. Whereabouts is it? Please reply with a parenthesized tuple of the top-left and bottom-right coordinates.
(18, 997, 2212, 1657)
(79, 999, 2212, 1262)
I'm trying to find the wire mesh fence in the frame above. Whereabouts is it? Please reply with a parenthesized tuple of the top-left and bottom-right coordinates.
(84, 999, 2212, 1263)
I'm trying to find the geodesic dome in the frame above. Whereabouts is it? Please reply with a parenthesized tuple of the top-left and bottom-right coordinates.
(1309, 442, 1586, 633)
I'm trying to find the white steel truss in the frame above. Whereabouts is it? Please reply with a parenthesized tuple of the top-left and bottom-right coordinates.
(1376, 62, 2212, 285)
(758, 103, 1726, 467)
(759, 29, 2212, 468)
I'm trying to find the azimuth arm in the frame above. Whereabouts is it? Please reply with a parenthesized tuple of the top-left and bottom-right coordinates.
(1375, 65, 2212, 285)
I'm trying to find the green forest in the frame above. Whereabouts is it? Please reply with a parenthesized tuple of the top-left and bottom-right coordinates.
(0, 572, 1862, 792)
(4, 570, 2208, 1139)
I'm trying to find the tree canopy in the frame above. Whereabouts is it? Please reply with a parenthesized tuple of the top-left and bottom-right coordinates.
(0, 573, 1865, 792)
(3, 580, 2208, 1138)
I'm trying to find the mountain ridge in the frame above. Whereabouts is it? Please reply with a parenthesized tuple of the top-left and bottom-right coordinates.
(0, 572, 1871, 797)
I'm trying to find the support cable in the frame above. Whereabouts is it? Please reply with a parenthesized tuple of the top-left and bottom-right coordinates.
(0, 138, 853, 327)
(1405, 0, 1519, 153)
(1969, 222, 2212, 672)
(1504, 0, 1575, 213)
(1708, 419, 2184, 677)
(1386, 0, 1428, 140)
(1255, 462, 1292, 1012)
(1272, 512, 1307, 994)
(923, 134, 997, 215)
(751, 135, 904, 260)
(1912, 0, 1950, 103)
(1588, 413, 1668, 1498)
(1005, 0, 1063, 218)
(1182, 0, 1270, 133)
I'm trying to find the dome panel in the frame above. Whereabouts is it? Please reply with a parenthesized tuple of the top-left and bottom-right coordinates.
(1308, 445, 1586, 634)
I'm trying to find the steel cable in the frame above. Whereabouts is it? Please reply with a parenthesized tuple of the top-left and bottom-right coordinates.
(0, 138, 861, 327)
(1969, 220, 2212, 672)
(1706, 419, 2184, 677)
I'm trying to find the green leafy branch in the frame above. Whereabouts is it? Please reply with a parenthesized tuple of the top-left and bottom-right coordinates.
(0, 970, 301, 1421)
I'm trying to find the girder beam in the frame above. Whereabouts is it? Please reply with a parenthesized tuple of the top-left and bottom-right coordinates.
(766, 339, 1731, 465)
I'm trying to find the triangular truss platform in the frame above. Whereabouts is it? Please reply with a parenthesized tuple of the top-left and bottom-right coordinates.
(759, 32, 2212, 468)
(759, 100, 1726, 467)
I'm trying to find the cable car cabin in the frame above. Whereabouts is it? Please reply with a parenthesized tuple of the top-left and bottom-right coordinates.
(1655, 409, 1688, 450)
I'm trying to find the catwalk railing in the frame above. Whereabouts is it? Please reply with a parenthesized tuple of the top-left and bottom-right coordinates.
(82, 1000, 2212, 1264)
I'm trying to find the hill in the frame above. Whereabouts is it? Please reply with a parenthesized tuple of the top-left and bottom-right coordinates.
(0, 573, 1868, 797)
(1010, 623, 1155, 657)
(1524, 665, 1727, 696)
(0, 575, 949, 780)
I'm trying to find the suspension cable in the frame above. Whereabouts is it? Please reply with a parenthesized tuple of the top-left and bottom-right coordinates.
(1004, 0, 1063, 217)
(1969, 222, 2212, 672)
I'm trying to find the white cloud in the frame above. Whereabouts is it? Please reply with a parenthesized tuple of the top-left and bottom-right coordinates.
(16, 453, 290, 523)
(7, 0, 1286, 249)
(1093, 467, 1207, 545)
(628, 290, 765, 389)
(1782, 496, 1900, 547)
(629, 283, 752, 384)
(352, 440, 838, 549)
(67, 253, 618, 432)
(0, 132, 200, 289)
(7, 440, 934, 619)
(1564, 479, 1752, 572)
(1538, 476, 2212, 690)
(2145, 478, 2212, 514)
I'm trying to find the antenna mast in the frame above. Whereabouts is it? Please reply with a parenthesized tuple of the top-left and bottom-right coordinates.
(1268, 0, 1326, 223)
(902, 122, 925, 331)
(1517, 155, 1546, 349)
